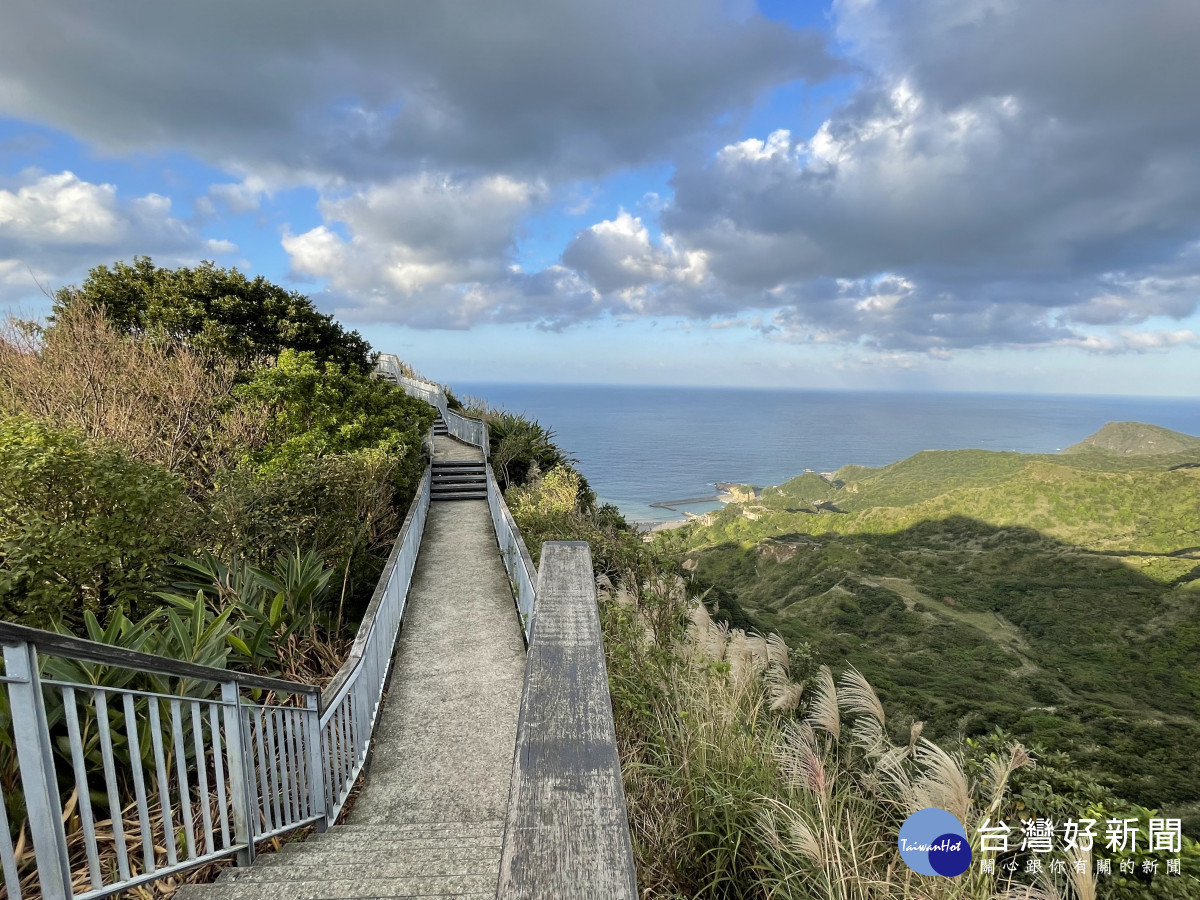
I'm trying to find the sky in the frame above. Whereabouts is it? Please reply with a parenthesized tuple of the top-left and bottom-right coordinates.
(2, 0, 1199, 395)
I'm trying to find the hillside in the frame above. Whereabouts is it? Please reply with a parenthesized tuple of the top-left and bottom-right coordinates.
(656, 427, 1200, 830)
(1064, 420, 1200, 456)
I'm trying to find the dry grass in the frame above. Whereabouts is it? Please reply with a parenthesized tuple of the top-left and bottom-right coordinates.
(0, 307, 267, 493)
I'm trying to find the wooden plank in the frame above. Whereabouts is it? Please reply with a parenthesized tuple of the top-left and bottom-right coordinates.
(496, 542, 638, 900)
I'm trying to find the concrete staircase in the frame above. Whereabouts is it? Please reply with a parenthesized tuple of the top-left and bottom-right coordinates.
(431, 459, 487, 501)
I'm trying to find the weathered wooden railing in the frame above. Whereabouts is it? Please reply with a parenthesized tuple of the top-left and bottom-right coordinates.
(0, 452, 434, 900)
(497, 542, 638, 900)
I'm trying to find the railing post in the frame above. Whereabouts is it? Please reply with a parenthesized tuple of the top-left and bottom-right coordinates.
(3, 641, 72, 900)
(220, 682, 256, 865)
(305, 693, 328, 833)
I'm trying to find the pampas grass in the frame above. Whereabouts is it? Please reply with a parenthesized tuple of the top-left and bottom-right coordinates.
(598, 572, 1050, 900)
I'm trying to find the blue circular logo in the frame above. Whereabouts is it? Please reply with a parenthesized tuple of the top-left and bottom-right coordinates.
(898, 809, 972, 877)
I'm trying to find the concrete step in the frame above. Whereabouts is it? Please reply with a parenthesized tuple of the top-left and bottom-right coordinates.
(431, 474, 486, 482)
(218, 851, 497, 883)
(431, 460, 485, 468)
(430, 492, 487, 501)
(259, 840, 503, 867)
(317, 820, 505, 837)
(176, 873, 496, 899)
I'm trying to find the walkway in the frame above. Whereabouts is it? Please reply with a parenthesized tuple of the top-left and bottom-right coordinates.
(179, 435, 528, 900)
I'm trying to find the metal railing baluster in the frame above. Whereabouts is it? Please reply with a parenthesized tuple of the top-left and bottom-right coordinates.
(93, 689, 132, 883)
(190, 703, 215, 855)
(263, 710, 282, 829)
(4, 641, 71, 900)
(147, 697, 178, 867)
(0, 776, 23, 900)
(169, 698, 196, 859)
(209, 703, 230, 849)
(304, 694, 327, 832)
(122, 692, 156, 874)
(61, 685, 103, 889)
(250, 707, 272, 836)
(220, 683, 255, 866)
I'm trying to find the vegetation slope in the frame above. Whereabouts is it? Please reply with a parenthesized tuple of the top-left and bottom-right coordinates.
(655, 427, 1200, 838)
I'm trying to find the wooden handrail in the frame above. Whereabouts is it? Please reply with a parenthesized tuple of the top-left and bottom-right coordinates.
(496, 541, 638, 900)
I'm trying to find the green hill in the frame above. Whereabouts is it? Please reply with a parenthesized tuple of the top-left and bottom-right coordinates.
(1064, 420, 1200, 456)
(656, 424, 1200, 830)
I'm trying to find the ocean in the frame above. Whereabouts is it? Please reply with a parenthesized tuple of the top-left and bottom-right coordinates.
(454, 384, 1200, 524)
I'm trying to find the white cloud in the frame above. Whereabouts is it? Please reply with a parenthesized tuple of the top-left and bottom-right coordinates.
(562, 211, 707, 298)
(0, 170, 234, 304)
(282, 173, 549, 325)
(203, 176, 270, 215)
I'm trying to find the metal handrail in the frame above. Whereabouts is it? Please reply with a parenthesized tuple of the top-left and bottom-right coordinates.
(375, 354, 490, 456)
(487, 464, 538, 643)
(1, 445, 436, 900)
(0, 622, 316, 696)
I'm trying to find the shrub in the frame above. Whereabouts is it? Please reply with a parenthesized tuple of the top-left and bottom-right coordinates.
(235, 348, 433, 493)
(210, 449, 402, 623)
(0, 416, 192, 628)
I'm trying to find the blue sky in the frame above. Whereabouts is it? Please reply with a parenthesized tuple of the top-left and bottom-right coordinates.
(2, 0, 1199, 395)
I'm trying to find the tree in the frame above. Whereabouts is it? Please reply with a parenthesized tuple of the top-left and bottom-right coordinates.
(53, 257, 374, 372)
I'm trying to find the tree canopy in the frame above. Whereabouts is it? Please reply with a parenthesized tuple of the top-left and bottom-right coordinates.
(53, 256, 373, 372)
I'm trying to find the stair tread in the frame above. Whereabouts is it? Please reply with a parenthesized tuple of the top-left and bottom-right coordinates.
(219, 854, 499, 883)
(176, 872, 497, 899)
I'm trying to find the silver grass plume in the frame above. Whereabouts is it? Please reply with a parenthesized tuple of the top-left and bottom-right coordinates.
(769, 681, 805, 713)
(777, 722, 829, 799)
(910, 739, 972, 825)
(838, 666, 888, 755)
(808, 665, 841, 740)
(985, 743, 1033, 817)
(765, 632, 789, 670)
(765, 632, 803, 712)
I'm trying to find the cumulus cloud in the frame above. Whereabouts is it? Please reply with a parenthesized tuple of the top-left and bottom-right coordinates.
(0, 170, 233, 303)
(599, 0, 1200, 352)
(200, 177, 271, 216)
(562, 212, 706, 296)
(0, 0, 836, 182)
(283, 173, 568, 326)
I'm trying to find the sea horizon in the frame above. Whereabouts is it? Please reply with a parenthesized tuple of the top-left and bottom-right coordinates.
(456, 382, 1200, 524)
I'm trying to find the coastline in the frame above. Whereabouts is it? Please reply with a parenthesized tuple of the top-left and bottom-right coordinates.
(631, 481, 757, 532)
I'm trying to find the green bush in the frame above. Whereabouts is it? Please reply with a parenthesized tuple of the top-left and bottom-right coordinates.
(210, 449, 403, 622)
(235, 348, 433, 492)
(0, 415, 192, 628)
(54, 257, 373, 372)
